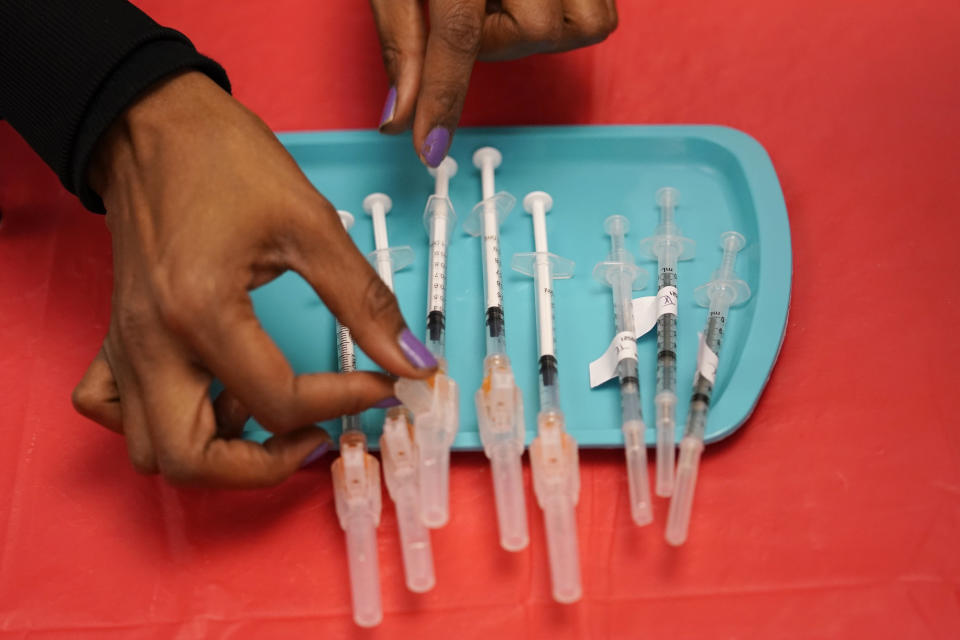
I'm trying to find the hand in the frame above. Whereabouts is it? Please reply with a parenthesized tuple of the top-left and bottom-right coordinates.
(71, 71, 436, 488)
(371, 0, 618, 165)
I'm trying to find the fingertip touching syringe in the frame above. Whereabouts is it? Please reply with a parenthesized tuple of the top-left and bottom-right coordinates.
(330, 209, 384, 627)
(638, 187, 695, 498)
(362, 194, 436, 594)
(464, 147, 529, 552)
(394, 157, 461, 530)
(512, 191, 582, 604)
(665, 230, 750, 546)
(592, 214, 654, 527)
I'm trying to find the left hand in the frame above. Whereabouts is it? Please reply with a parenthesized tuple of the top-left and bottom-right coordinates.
(370, 0, 618, 166)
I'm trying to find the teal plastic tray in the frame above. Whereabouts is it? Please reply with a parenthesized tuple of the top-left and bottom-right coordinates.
(243, 125, 791, 449)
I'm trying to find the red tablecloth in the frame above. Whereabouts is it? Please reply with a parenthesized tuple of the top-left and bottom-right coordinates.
(2, 1, 958, 637)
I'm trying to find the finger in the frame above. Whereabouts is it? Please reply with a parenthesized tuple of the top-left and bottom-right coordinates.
(139, 358, 333, 487)
(72, 347, 123, 433)
(287, 201, 437, 379)
(478, 0, 564, 60)
(185, 305, 400, 431)
(369, 0, 426, 133)
(557, 0, 619, 50)
(213, 390, 250, 440)
(189, 426, 331, 488)
(412, 0, 487, 167)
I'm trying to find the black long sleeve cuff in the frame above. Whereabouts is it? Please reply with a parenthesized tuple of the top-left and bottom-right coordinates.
(0, 0, 231, 212)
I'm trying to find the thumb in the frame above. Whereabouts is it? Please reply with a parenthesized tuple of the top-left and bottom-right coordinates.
(370, 0, 426, 134)
(412, 0, 486, 167)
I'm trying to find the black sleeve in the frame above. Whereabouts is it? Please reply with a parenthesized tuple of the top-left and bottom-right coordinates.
(0, 0, 231, 212)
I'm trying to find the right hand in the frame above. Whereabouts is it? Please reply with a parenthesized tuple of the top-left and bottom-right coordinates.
(71, 71, 436, 488)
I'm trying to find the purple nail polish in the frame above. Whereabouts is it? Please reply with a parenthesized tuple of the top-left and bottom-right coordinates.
(379, 86, 397, 128)
(374, 396, 402, 409)
(299, 442, 330, 468)
(421, 127, 451, 168)
(398, 328, 438, 370)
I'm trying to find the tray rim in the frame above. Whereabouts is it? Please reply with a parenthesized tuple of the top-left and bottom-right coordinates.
(273, 124, 792, 448)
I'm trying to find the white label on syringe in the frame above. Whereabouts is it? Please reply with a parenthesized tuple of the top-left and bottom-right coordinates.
(630, 286, 678, 337)
(588, 331, 638, 388)
(696, 331, 718, 384)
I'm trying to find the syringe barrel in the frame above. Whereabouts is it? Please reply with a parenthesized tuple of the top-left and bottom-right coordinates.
(542, 495, 583, 603)
(393, 487, 436, 593)
(343, 512, 383, 627)
(656, 260, 679, 397)
(341, 413, 362, 435)
(665, 435, 704, 546)
(481, 207, 504, 330)
(610, 269, 636, 336)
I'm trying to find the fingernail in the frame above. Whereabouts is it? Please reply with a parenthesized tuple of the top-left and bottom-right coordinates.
(398, 328, 438, 370)
(379, 85, 397, 129)
(299, 442, 330, 468)
(421, 127, 451, 168)
(374, 396, 402, 409)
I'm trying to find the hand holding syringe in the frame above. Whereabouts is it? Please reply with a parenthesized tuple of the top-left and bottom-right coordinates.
(665, 231, 750, 546)
(363, 194, 436, 593)
(395, 158, 460, 529)
(330, 210, 384, 628)
(464, 147, 529, 552)
(513, 191, 582, 604)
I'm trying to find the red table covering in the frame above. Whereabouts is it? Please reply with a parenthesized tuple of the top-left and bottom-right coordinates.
(1, 1, 958, 637)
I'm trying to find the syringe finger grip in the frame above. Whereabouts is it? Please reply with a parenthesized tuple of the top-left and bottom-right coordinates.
(543, 496, 583, 604)
(490, 447, 529, 551)
(665, 436, 704, 546)
(344, 513, 383, 627)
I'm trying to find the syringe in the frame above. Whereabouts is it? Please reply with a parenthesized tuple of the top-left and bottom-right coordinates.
(512, 191, 582, 604)
(330, 210, 384, 627)
(638, 187, 695, 497)
(592, 215, 654, 526)
(394, 158, 460, 529)
(362, 194, 435, 593)
(463, 147, 528, 552)
(665, 231, 751, 546)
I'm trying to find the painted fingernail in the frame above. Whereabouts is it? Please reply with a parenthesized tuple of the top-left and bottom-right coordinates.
(379, 85, 397, 129)
(421, 127, 451, 168)
(374, 396, 402, 409)
(299, 442, 330, 468)
(398, 328, 438, 370)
